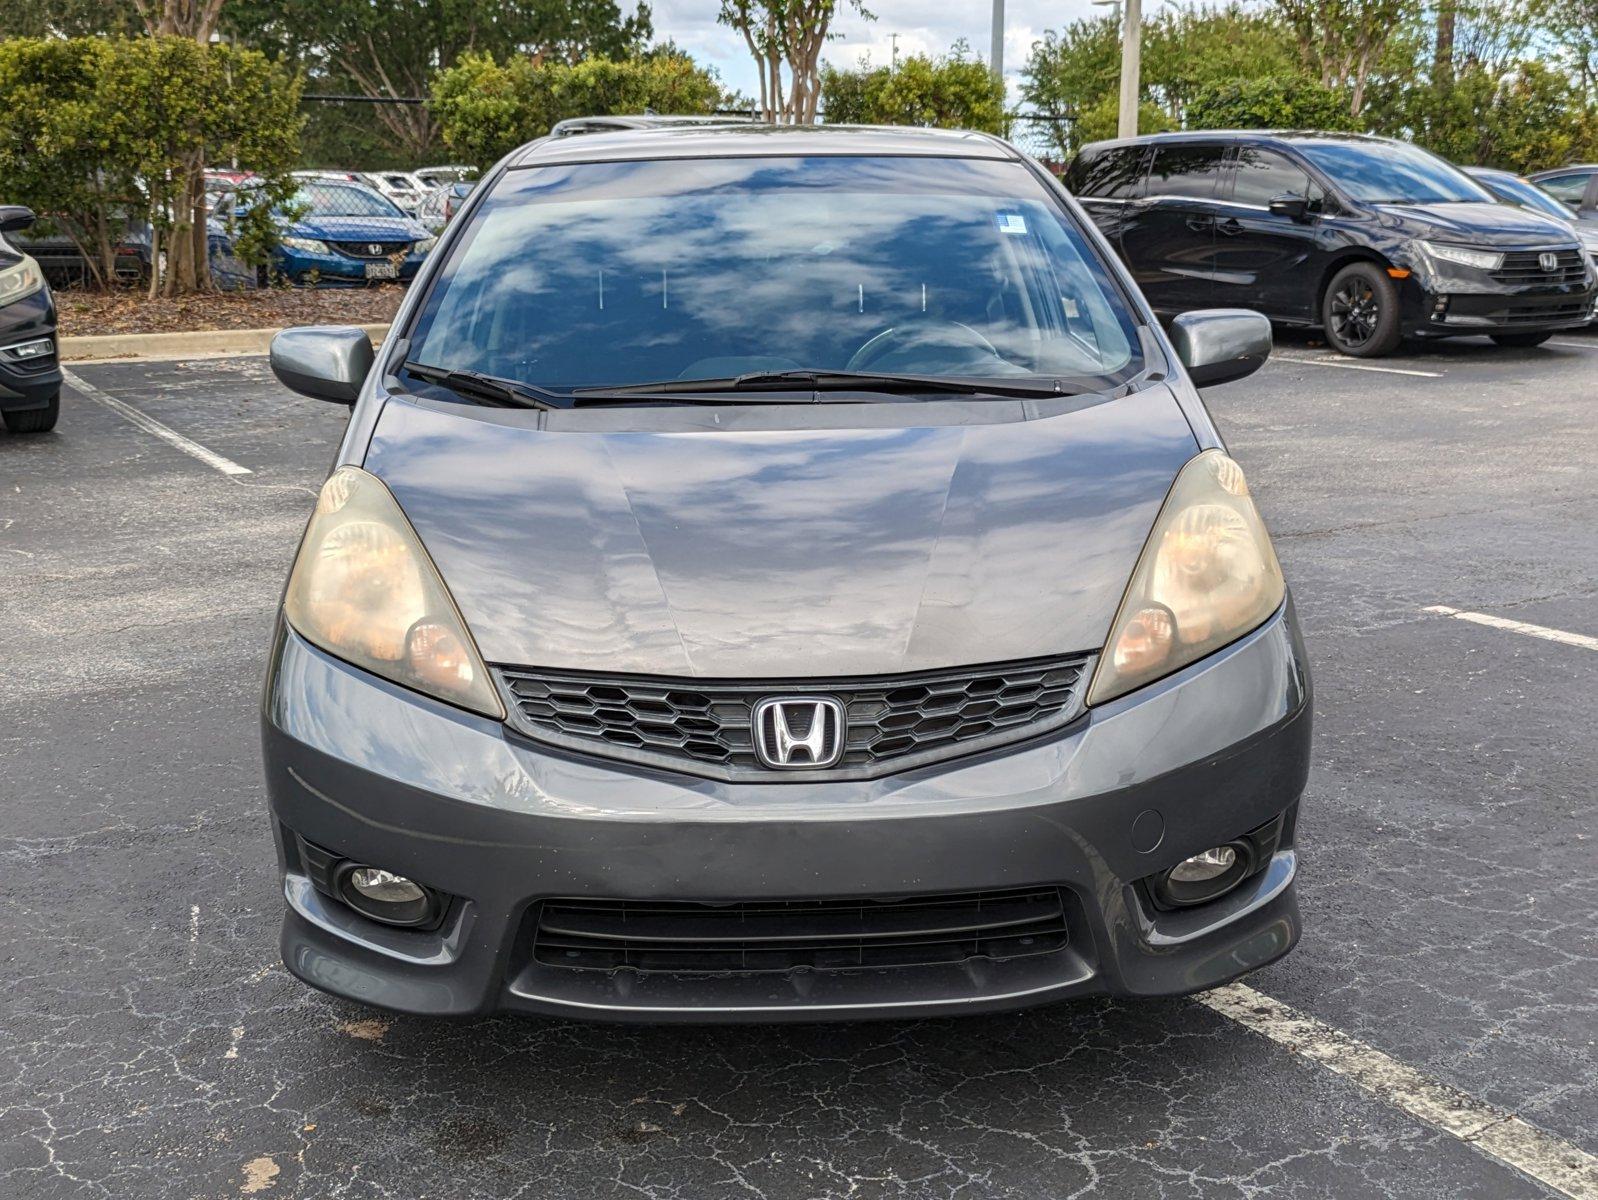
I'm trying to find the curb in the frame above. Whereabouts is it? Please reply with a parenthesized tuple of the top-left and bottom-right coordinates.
(59, 323, 391, 362)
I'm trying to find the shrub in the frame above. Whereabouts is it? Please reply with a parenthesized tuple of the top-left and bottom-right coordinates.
(1186, 75, 1357, 132)
(821, 46, 1009, 135)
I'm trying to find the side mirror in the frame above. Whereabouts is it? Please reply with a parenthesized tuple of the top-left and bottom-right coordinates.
(1267, 192, 1309, 222)
(0, 205, 37, 234)
(1169, 309, 1272, 388)
(270, 326, 374, 404)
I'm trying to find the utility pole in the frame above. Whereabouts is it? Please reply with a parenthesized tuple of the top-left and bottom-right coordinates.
(1116, 0, 1142, 139)
(990, 0, 1004, 82)
(1093, 0, 1142, 139)
(889, 33, 899, 71)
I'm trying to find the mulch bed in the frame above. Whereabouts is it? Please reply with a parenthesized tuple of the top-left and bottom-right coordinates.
(55, 285, 408, 338)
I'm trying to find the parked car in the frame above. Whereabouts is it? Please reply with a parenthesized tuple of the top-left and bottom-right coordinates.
(0, 207, 62, 434)
(1467, 166, 1598, 319)
(1528, 165, 1598, 227)
(414, 181, 476, 235)
(262, 123, 1310, 1022)
(360, 171, 429, 215)
(239, 181, 434, 286)
(1065, 131, 1593, 356)
(413, 165, 477, 189)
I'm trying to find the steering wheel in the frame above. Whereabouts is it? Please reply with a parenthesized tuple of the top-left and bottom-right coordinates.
(846, 318, 1003, 373)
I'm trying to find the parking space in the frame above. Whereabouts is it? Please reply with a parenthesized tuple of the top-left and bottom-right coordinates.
(1, 331, 1595, 1199)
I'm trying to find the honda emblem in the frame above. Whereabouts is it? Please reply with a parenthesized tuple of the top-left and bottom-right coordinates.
(752, 697, 845, 769)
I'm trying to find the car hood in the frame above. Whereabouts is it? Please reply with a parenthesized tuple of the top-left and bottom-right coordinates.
(291, 215, 426, 242)
(362, 385, 1200, 678)
(1374, 202, 1580, 246)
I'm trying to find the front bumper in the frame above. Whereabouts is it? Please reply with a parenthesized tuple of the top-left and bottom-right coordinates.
(0, 291, 61, 412)
(275, 247, 424, 285)
(262, 602, 1313, 1022)
(1401, 269, 1595, 336)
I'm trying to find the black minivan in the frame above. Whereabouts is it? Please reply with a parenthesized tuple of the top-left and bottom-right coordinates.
(1065, 132, 1595, 357)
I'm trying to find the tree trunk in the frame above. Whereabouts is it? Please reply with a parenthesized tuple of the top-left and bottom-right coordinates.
(1435, 0, 1456, 84)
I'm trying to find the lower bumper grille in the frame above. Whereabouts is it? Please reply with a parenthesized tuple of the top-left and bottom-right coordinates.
(1502, 299, 1591, 325)
(532, 888, 1070, 975)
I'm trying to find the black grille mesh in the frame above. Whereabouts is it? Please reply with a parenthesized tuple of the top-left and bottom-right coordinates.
(1490, 248, 1588, 286)
(330, 240, 410, 259)
(496, 656, 1090, 777)
(532, 888, 1070, 974)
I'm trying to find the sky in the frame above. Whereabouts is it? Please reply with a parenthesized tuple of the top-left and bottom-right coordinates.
(646, 0, 1128, 109)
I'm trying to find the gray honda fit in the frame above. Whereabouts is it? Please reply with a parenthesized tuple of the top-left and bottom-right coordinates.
(263, 123, 1310, 1021)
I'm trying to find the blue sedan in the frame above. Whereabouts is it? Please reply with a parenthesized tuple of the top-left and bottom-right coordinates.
(246, 182, 435, 286)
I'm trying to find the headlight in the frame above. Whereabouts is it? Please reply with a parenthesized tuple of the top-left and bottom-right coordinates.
(1416, 240, 1503, 272)
(280, 236, 329, 253)
(1087, 451, 1285, 706)
(0, 256, 45, 307)
(413, 237, 437, 255)
(283, 467, 504, 718)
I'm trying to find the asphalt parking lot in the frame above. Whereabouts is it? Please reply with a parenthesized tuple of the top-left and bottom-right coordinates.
(2, 329, 1595, 1200)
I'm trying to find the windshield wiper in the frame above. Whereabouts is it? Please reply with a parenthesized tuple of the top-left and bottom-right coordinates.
(572, 369, 1078, 401)
(402, 360, 571, 411)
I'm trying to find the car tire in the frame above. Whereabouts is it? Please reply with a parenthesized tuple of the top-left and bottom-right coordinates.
(3, 391, 60, 434)
(1489, 331, 1554, 348)
(1321, 262, 1403, 358)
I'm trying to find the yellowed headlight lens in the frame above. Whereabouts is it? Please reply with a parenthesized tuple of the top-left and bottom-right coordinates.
(1088, 451, 1284, 706)
(283, 467, 504, 718)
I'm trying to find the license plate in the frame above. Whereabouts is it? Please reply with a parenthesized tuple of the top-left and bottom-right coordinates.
(365, 262, 398, 279)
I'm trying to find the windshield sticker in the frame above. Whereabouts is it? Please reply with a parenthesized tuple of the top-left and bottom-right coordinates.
(997, 213, 1028, 235)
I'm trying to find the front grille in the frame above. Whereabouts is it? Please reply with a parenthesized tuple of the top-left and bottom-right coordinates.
(329, 240, 410, 259)
(496, 655, 1091, 780)
(1491, 248, 1588, 286)
(532, 888, 1070, 974)
(1502, 299, 1591, 325)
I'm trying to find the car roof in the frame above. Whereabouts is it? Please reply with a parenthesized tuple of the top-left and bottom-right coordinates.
(1529, 165, 1598, 177)
(1463, 166, 1517, 180)
(1077, 129, 1405, 156)
(509, 122, 1016, 168)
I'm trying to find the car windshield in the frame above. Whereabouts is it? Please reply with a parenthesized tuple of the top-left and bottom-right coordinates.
(1484, 174, 1575, 223)
(403, 155, 1143, 395)
(284, 185, 403, 219)
(1296, 141, 1493, 205)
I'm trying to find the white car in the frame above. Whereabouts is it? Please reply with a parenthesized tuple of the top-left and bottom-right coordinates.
(360, 172, 429, 216)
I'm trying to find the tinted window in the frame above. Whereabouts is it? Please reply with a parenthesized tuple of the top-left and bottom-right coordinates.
(1067, 147, 1147, 200)
(1232, 148, 1321, 209)
(1147, 145, 1227, 200)
(1294, 140, 1491, 204)
(406, 156, 1144, 393)
(1537, 173, 1591, 207)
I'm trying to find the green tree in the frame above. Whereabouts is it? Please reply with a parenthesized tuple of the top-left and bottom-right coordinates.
(820, 44, 1007, 134)
(430, 52, 726, 167)
(1186, 76, 1357, 130)
(0, 36, 301, 292)
(1402, 59, 1598, 170)
(1269, 0, 1412, 115)
(225, 0, 653, 159)
(718, 0, 872, 123)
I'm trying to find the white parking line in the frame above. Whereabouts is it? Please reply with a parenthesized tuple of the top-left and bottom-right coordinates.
(1270, 354, 1443, 378)
(1548, 341, 1598, 351)
(1202, 983, 1598, 1199)
(62, 368, 252, 477)
(1423, 605, 1598, 651)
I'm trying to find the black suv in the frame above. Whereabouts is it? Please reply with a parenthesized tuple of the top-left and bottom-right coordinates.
(1065, 132, 1595, 356)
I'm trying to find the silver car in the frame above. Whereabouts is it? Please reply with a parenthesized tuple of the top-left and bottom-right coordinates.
(263, 124, 1310, 1022)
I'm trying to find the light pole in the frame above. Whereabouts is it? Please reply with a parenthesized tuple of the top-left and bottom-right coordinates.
(990, 0, 1005, 82)
(1093, 0, 1142, 139)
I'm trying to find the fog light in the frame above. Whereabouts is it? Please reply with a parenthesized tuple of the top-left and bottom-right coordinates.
(1170, 845, 1236, 883)
(3, 337, 53, 361)
(349, 868, 425, 904)
(1430, 296, 1449, 321)
(335, 863, 440, 927)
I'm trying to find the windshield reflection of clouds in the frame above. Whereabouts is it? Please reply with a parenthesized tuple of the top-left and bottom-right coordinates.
(411, 156, 1139, 388)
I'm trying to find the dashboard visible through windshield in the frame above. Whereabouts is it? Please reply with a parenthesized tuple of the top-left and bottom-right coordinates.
(402, 155, 1144, 398)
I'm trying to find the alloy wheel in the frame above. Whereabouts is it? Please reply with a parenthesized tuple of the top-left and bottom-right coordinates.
(1330, 278, 1381, 347)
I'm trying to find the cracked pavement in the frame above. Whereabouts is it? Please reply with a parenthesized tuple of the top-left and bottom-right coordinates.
(1, 332, 1594, 1198)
